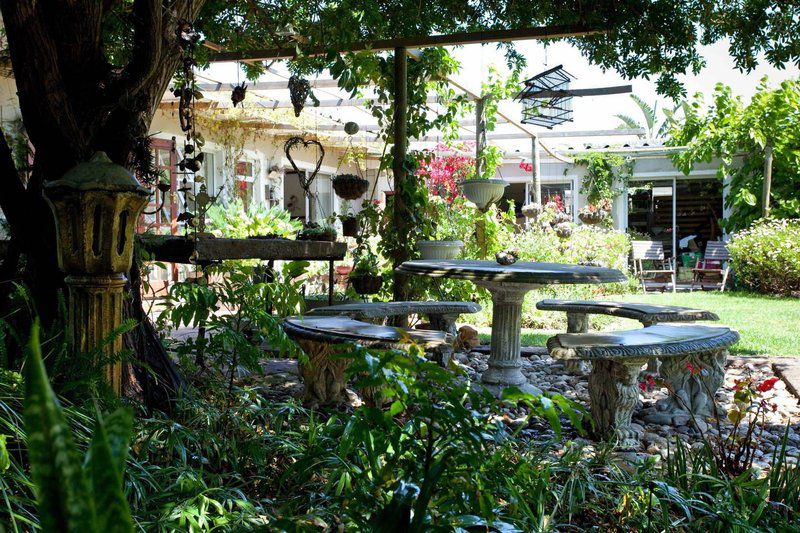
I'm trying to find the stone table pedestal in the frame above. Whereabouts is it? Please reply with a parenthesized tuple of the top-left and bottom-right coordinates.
(476, 281, 541, 396)
(395, 260, 626, 398)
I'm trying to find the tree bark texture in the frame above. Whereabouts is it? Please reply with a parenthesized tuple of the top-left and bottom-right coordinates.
(0, 0, 204, 402)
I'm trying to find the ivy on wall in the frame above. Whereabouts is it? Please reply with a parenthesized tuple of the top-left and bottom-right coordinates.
(573, 152, 633, 206)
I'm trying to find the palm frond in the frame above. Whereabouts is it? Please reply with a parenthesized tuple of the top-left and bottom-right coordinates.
(630, 94, 656, 133)
(614, 114, 641, 130)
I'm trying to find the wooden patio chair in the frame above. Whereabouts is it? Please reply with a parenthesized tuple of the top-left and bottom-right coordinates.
(691, 240, 731, 292)
(631, 240, 676, 294)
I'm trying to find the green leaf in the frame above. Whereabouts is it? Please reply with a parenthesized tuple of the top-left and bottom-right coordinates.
(86, 410, 135, 533)
(23, 321, 95, 532)
(0, 434, 9, 472)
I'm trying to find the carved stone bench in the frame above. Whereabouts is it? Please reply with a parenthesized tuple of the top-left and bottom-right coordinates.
(283, 316, 450, 406)
(307, 300, 481, 336)
(537, 299, 719, 373)
(547, 324, 739, 448)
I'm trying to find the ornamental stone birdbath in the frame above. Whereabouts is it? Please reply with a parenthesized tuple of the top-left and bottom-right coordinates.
(396, 259, 626, 396)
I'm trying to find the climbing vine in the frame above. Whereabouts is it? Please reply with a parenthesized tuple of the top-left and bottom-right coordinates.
(574, 152, 633, 206)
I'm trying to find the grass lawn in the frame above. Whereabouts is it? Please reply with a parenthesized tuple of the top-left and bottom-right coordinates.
(477, 291, 800, 357)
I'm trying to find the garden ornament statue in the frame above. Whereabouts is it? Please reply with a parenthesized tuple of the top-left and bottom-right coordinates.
(495, 249, 519, 265)
(43, 152, 150, 394)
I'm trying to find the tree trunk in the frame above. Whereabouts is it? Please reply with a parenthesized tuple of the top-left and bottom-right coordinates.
(0, 0, 204, 405)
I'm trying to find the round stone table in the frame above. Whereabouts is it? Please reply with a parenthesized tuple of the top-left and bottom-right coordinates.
(396, 259, 627, 396)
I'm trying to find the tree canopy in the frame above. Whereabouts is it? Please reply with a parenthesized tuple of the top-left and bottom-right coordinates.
(668, 79, 800, 231)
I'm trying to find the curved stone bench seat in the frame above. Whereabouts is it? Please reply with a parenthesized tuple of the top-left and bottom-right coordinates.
(284, 316, 450, 348)
(283, 316, 449, 406)
(536, 299, 719, 326)
(547, 324, 740, 449)
(307, 300, 481, 336)
(537, 299, 719, 374)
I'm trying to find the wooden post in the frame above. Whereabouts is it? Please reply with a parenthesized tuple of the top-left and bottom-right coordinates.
(763, 139, 773, 218)
(392, 47, 410, 320)
(532, 135, 542, 204)
(475, 96, 487, 177)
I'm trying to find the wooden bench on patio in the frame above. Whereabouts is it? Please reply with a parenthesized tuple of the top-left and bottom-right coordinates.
(536, 299, 719, 373)
(283, 316, 451, 406)
(547, 324, 739, 449)
(306, 300, 481, 336)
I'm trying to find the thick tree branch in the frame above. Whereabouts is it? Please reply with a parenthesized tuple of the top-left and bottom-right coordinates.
(0, 131, 26, 236)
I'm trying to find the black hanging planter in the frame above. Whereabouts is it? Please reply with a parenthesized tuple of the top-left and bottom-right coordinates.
(350, 275, 382, 295)
(332, 173, 369, 200)
(341, 216, 359, 237)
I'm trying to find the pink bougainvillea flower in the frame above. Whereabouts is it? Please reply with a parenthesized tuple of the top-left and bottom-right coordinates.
(685, 362, 697, 375)
(756, 377, 780, 392)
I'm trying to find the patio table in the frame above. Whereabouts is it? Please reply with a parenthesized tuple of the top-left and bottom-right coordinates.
(396, 259, 626, 396)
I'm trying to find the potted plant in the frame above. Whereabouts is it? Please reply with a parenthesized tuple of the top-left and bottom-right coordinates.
(349, 251, 382, 295)
(417, 196, 463, 260)
(297, 222, 338, 242)
(578, 199, 611, 225)
(332, 173, 369, 200)
(521, 202, 543, 220)
(338, 201, 359, 237)
(458, 146, 507, 211)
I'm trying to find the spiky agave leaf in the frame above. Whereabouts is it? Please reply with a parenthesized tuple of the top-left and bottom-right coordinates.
(23, 321, 95, 532)
(86, 407, 134, 533)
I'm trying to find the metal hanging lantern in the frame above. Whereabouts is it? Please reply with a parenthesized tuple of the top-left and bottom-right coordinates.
(344, 121, 360, 135)
(288, 75, 311, 117)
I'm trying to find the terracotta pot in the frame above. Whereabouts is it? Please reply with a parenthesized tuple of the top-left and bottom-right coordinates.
(350, 275, 382, 295)
(341, 216, 359, 237)
(459, 179, 507, 211)
(335, 265, 353, 276)
(417, 240, 463, 260)
(332, 175, 369, 200)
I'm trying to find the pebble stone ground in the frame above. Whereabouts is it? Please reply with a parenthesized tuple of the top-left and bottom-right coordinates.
(254, 348, 800, 469)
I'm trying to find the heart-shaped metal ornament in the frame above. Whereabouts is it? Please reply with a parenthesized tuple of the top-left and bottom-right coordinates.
(284, 136, 325, 196)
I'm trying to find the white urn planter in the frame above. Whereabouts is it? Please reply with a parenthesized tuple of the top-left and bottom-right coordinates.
(459, 179, 507, 211)
(417, 240, 464, 260)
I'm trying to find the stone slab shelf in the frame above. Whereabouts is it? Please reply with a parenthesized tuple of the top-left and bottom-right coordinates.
(136, 234, 347, 263)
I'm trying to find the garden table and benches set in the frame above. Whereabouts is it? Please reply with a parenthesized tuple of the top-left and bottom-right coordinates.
(281, 259, 739, 449)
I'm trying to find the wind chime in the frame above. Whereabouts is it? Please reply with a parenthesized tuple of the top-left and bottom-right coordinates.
(172, 16, 219, 242)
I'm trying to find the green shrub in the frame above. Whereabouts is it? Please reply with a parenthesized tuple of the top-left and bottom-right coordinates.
(728, 218, 800, 294)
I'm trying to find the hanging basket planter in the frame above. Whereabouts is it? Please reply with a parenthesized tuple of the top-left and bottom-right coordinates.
(341, 216, 359, 237)
(332, 173, 369, 200)
(417, 240, 464, 260)
(350, 274, 382, 295)
(521, 202, 543, 219)
(578, 210, 607, 226)
(459, 179, 507, 211)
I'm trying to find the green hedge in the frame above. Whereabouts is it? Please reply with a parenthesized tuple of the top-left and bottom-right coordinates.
(728, 218, 800, 295)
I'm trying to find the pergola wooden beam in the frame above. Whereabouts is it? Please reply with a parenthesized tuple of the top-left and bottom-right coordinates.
(208, 25, 603, 62)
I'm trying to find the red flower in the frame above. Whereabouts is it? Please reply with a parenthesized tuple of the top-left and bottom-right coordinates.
(638, 382, 647, 391)
(757, 377, 780, 392)
(771, 403, 778, 412)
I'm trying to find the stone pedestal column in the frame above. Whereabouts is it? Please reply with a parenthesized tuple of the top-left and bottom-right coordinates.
(564, 312, 590, 375)
(44, 152, 150, 394)
(476, 281, 540, 396)
(588, 357, 648, 449)
(655, 350, 728, 419)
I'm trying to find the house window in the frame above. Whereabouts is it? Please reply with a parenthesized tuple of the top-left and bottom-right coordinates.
(314, 175, 333, 222)
(542, 183, 573, 214)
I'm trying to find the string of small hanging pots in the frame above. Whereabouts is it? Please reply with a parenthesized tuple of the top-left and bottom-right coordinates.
(172, 20, 208, 227)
